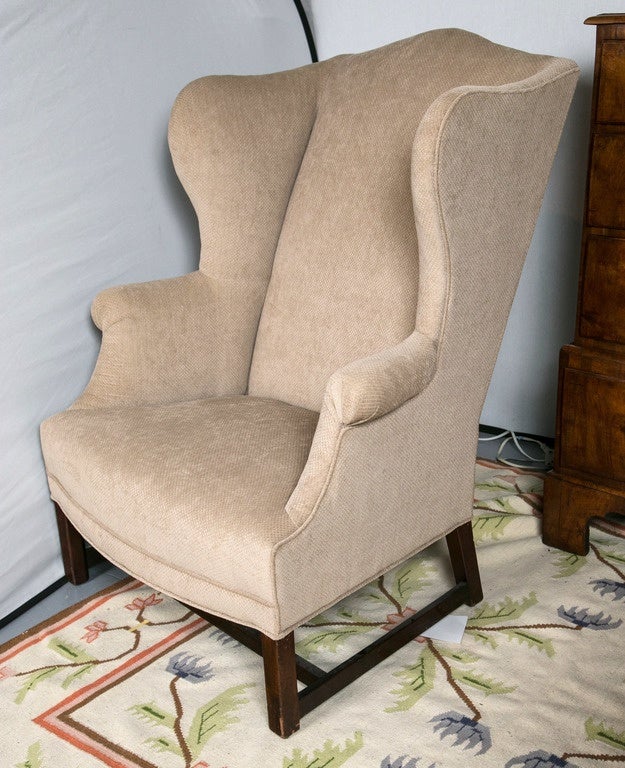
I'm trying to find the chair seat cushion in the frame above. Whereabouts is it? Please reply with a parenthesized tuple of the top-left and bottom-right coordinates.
(41, 396, 318, 605)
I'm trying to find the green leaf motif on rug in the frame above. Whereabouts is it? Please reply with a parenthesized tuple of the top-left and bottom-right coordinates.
(386, 647, 436, 712)
(296, 617, 376, 660)
(61, 663, 97, 689)
(601, 548, 625, 568)
(474, 494, 534, 518)
(282, 731, 363, 768)
(472, 514, 514, 542)
(15, 742, 43, 768)
(450, 667, 515, 696)
(15, 668, 59, 705)
(47, 637, 97, 665)
(592, 537, 625, 565)
(474, 476, 515, 492)
(130, 703, 182, 758)
(143, 735, 183, 757)
(439, 647, 481, 665)
(553, 552, 587, 579)
(187, 684, 253, 759)
(388, 559, 434, 610)
(360, 587, 389, 606)
(500, 629, 555, 657)
(305, 607, 374, 626)
(469, 630, 498, 649)
(468, 593, 538, 627)
(38, 637, 99, 691)
(132, 684, 253, 760)
(466, 594, 539, 651)
(585, 718, 625, 752)
(473, 470, 541, 498)
(128, 701, 177, 729)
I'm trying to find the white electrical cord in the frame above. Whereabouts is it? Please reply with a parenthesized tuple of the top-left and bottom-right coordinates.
(479, 429, 554, 470)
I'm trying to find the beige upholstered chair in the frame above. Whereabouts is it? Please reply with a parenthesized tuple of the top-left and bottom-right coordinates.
(41, 29, 578, 737)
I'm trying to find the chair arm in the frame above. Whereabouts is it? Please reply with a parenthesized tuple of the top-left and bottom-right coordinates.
(284, 330, 438, 527)
(326, 330, 438, 425)
(89, 272, 201, 331)
(74, 271, 251, 408)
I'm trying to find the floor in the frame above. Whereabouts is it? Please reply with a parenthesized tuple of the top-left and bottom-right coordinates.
(0, 430, 548, 647)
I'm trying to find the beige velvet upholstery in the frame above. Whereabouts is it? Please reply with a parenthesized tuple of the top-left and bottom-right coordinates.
(41, 29, 578, 641)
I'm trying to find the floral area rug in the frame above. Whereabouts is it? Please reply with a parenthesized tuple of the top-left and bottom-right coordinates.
(1, 460, 624, 768)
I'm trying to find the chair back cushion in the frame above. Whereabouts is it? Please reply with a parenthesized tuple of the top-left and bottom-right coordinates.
(247, 30, 553, 410)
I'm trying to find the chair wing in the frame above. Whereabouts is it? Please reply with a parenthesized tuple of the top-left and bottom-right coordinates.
(77, 65, 320, 408)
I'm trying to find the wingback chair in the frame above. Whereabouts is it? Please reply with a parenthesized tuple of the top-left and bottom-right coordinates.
(41, 29, 578, 737)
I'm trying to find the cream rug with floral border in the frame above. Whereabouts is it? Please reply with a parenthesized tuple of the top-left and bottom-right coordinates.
(1, 460, 624, 768)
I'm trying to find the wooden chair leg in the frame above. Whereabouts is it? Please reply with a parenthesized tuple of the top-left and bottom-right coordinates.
(54, 502, 89, 585)
(261, 632, 300, 738)
(446, 521, 483, 606)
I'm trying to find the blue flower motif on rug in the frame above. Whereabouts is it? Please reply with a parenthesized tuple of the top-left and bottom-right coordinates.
(165, 653, 214, 683)
(380, 756, 435, 768)
(590, 579, 625, 601)
(505, 750, 579, 768)
(557, 606, 623, 630)
(430, 711, 492, 754)
(166, 653, 215, 683)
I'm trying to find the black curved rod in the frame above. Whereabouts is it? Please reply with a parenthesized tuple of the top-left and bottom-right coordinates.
(292, 0, 318, 62)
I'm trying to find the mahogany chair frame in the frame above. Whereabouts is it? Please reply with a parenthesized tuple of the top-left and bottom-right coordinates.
(55, 502, 482, 738)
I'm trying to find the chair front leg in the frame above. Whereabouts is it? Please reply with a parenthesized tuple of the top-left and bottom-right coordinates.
(54, 502, 89, 585)
(261, 632, 300, 738)
(446, 521, 483, 606)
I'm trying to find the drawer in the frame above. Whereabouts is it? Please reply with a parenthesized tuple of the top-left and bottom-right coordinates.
(559, 366, 625, 482)
(579, 234, 625, 343)
(597, 41, 625, 123)
(587, 133, 625, 228)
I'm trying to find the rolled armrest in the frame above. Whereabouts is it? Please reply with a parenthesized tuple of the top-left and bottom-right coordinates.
(285, 330, 438, 526)
(74, 271, 253, 408)
(326, 330, 438, 425)
(90, 271, 207, 330)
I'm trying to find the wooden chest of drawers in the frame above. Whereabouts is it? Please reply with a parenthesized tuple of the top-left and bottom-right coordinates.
(543, 15, 625, 554)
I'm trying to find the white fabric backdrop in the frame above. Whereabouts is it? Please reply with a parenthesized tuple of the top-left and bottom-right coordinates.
(0, 0, 311, 620)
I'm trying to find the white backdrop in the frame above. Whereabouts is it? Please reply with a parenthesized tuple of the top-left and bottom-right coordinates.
(0, 0, 310, 620)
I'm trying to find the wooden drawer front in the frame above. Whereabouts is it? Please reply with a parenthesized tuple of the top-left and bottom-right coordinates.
(597, 41, 625, 123)
(587, 133, 625, 228)
(560, 367, 625, 482)
(579, 235, 625, 343)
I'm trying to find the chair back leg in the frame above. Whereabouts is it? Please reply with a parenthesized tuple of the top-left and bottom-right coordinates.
(54, 502, 89, 584)
(446, 521, 483, 605)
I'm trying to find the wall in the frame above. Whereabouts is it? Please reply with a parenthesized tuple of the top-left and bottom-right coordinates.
(307, 0, 603, 435)
(0, 0, 311, 620)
